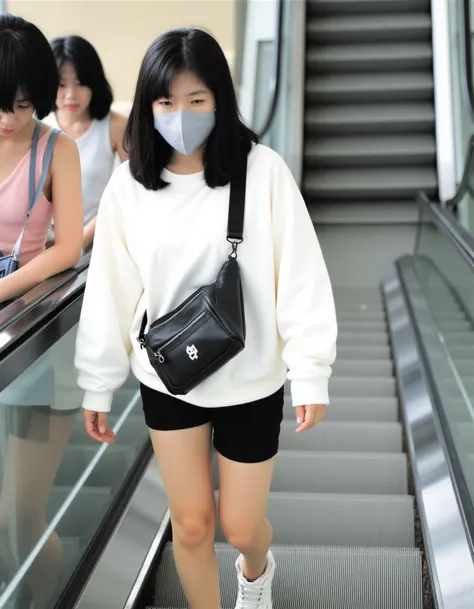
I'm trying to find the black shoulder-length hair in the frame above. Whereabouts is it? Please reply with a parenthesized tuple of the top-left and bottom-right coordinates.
(0, 14, 58, 119)
(50, 35, 113, 120)
(125, 28, 258, 191)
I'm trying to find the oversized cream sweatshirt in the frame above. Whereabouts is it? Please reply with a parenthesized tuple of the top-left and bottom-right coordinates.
(74, 144, 337, 412)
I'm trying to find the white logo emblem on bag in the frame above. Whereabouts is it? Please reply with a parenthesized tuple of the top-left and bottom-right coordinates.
(186, 345, 199, 361)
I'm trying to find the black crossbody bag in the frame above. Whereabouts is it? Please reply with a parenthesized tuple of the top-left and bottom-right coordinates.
(137, 154, 248, 396)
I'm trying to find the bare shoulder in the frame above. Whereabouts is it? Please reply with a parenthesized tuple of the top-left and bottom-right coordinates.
(110, 111, 128, 131)
(51, 131, 80, 165)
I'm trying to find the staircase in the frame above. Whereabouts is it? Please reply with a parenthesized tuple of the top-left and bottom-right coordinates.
(149, 286, 425, 609)
(303, 0, 438, 207)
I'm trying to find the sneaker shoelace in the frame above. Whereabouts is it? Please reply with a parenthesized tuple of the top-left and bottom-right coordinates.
(238, 582, 268, 608)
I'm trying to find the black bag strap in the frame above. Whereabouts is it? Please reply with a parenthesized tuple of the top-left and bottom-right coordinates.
(138, 153, 248, 343)
(227, 152, 248, 243)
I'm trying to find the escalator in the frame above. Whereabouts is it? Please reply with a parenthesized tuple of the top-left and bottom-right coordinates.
(303, 0, 438, 206)
(149, 287, 423, 609)
(2, 0, 474, 607)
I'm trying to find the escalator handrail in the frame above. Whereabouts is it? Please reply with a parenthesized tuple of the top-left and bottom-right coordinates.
(256, 0, 284, 138)
(460, 0, 474, 119)
(444, 134, 474, 213)
(416, 191, 474, 268)
(0, 252, 91, 337)
(0, 257, 89, 361)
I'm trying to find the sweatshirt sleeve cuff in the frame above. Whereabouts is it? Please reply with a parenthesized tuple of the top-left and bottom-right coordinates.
(291, 379, 330, 408)
(82, 391, 114, 413)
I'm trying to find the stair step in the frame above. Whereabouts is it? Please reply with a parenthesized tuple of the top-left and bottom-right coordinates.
(330, 376, 396, 397)
(333, 358, 393, 376)
(305, 103, 435, 135)
(303, 167, 438, 201)
(213, 451, 408, 494)
(338, 319, 387, 332)
(337, 310, 387, 321)
(284, 396, 399, 423)
(306, 73, 434, 103)
(215, 492, 414, 547)
(308, 0, 430, 16)
(338, 331, 389, 345)
(152, 543, 423, 609)
(307, 14, 431, 44)
(337, 343, 392, 358)
(279, 420, 403, 452)
(305, 135, 436, 167)
(307, 43, 432, 72)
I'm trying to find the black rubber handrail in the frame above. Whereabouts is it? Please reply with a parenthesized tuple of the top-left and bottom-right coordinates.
(444, 134, 474, 214)
(416, 191, 474, 269)
(0, 251, 90, 337)
(461, 0, 474, 119)
(257, 0, 284, 138)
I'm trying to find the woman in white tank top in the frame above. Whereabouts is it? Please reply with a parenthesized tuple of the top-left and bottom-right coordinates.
(44, 35, 128, 249)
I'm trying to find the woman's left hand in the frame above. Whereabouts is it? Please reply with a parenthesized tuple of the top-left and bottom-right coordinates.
(295, 404, 326, 433)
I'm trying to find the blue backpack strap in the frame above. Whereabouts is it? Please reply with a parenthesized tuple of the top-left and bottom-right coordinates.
(11, 126, 60, 260)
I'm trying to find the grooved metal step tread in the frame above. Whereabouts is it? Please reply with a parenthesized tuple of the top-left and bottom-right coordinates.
(307, 14, 431, 43)
(306, 73, 433, 103)
(338, 319, 387, 332)
(305, 103, 434, 134)
(152, 543, 423, 609)
(279, 420, 403, 452)
(303, 168, 438, 200)
(261, 450, 408, 494)
(333, 358, 393, 376)
(337, 331, 389, 345)
(306, 43, 432, 72)
(215, 492, 414, 547)
(337, 344, 392, 358)
(330, 376, 396, 398)
(308, 0, 430, 16)
(284, 395, 399, 423)
(305, 135, 435, 166)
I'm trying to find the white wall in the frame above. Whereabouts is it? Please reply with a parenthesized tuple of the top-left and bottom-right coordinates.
(238, 0, 278, 125)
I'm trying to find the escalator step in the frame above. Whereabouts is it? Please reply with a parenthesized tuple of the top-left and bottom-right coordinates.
(151, 543, 423, 609)
(283, 395, 399, 423)
(305, 103, 435, 135)
(214, 492, 415, 547)
(278, 420, 403, 453)
(306, 14, 431, 44)
(212, 451, 408, 495)
(308, 0, 430, 17)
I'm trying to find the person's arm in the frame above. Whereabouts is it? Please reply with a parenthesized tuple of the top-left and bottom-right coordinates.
(0, 133, 83, 303)
(110, 111, 128, 162)
(271, 152, 338, 408)
(82, 217, 97, 250)
(75, 168, 143, 415)
(81, 112, 128, 252)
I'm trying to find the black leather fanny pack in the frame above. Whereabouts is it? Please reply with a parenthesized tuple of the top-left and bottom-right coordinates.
(138, 154, 248, 396)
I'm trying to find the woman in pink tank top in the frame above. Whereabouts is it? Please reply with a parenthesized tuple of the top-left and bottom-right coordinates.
(0, 14, 83, 305)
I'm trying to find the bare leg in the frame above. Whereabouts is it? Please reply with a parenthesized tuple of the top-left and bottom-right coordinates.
(217, 454, 275, 581)
(149, 424, 220, 609)
(0, 410, 76, 609)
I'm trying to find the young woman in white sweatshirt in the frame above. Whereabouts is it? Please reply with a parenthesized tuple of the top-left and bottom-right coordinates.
(74, 28, 337, 609)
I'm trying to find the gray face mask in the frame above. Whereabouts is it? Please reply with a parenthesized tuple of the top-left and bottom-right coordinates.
(153, 110, 216, 156)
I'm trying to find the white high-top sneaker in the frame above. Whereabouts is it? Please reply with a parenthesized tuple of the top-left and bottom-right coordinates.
(234, 551, 275, 609)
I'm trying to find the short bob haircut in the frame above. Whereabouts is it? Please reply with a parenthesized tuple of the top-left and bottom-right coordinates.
(50, 35, 113, 121)
(0, 14, 58, 119)
(125, 28, 258, 191)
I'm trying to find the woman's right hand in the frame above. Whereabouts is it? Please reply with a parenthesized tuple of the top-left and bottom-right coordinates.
(83, 409, 116, 443)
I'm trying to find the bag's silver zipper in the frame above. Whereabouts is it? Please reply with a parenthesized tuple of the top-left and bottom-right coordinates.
(154, 311, 207, 363)
(152, 292, 202, 331)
